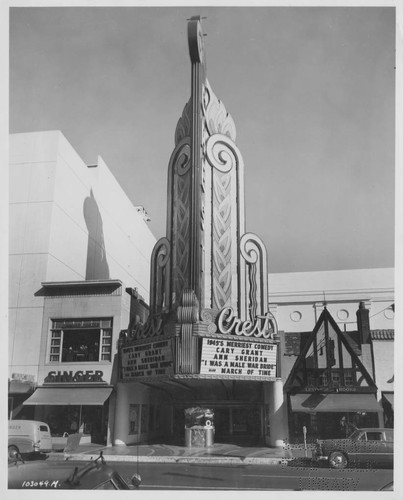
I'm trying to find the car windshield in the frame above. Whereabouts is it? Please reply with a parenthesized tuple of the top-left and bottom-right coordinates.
(348, 430, 362, 440)
(110, 474, 129, 490)
(94, 480, 117, 490)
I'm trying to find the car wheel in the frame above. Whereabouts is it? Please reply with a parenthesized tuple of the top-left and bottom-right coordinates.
(8, 445, 19, 460)
(329, 451, 348, 469)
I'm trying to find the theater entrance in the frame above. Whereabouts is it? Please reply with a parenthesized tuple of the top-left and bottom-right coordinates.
(167, 379, 267, 446)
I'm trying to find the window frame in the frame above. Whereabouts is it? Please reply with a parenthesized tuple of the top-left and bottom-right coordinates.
(48, 318, 113, 363)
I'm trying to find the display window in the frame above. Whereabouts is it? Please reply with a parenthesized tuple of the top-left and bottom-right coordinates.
(49, 318, 112, 362)
(44, 403, 108, 444)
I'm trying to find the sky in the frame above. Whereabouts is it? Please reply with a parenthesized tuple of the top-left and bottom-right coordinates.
(8, 2, 396, 273)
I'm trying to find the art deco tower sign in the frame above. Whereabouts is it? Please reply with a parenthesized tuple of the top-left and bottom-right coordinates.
(121, 16, 278, 381)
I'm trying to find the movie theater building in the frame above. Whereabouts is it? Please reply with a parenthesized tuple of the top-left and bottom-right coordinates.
(114, 17, 287, 448)
(9, 131, 155, 445)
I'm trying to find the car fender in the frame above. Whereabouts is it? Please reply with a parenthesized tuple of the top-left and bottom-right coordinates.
(8, 437, 35, 454)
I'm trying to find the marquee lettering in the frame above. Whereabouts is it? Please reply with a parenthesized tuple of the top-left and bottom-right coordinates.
(217, 307, 276, 339)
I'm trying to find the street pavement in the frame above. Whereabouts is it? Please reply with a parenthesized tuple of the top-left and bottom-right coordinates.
(49, 440, 315, 465)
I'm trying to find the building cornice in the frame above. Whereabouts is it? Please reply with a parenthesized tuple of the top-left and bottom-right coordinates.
(41, 279, 122, 288)
(269, 287, 394, 305)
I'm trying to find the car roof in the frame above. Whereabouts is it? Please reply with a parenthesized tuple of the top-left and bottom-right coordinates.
(9, 420, 49, 426)
(8, 458, 126, 489)
(358, 428, 393, 432)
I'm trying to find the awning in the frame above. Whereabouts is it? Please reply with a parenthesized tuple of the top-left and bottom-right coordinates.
(383, 393, 394, 410)
(290, 393, 382, 413)
(23, 386, 113, 406)
(9, 380, 35, 394)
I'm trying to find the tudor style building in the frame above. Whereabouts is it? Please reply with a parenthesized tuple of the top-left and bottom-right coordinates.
(270, 268, 394, 443)
(115, 16, 285, 448)
(284, 305, 382, 441)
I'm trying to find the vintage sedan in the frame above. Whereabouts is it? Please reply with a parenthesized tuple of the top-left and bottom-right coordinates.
(8, 452, 141, 490)
(313, 428, 393, 469)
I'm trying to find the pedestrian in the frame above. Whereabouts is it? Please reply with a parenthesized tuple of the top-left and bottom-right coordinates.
(339, 416, 347, 437)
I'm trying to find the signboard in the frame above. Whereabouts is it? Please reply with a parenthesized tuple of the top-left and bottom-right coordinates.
(200, 338, 277, 379)
(44, 370, 105, 383)
(217, 306, 277, 339)
(12, 373, 36, 382)
(121, 339, 174, 379)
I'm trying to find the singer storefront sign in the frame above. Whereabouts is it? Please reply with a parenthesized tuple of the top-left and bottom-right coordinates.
(200, 338, 277, 379)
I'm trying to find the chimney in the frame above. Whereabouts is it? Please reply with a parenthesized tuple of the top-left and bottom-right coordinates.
(356, 301, 371, 344)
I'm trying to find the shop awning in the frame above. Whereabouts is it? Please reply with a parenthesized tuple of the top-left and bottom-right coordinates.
(23, 386, 113, 406)
(290, 393, 382, 413)
(383, 393, 394, 410)
(9, 380, 35, 394)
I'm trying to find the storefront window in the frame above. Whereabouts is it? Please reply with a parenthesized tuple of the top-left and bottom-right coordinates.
(318, 371, 329, 387)
(344, 369, 355, 386)
(307, 372, 316, 387)
(330, 371, 341, 386)
(306, 368, 359, 389)
(49, 318, 112, 362)
(44, 404, 108, 443)
(129, 404, 139, 435)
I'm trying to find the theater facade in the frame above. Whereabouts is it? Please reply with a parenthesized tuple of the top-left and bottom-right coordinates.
(115, 16, 287, 447)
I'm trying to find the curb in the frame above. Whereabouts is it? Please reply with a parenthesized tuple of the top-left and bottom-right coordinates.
(56, 452, 291, 465)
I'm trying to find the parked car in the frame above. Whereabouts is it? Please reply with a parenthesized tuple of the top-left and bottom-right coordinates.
(312, 428, 393, 469)
(8, 452, 141, 490)
(8, 420, 53, 460)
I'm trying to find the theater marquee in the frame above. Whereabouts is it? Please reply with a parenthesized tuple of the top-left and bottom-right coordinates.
(121, 339, 174, 379)
(200, 338, 277, 379)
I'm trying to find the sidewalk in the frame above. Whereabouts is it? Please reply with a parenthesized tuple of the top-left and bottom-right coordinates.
(49, 441, 315, 466)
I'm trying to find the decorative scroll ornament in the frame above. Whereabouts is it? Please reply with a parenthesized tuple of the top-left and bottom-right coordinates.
(202, 80, 236, 141)
(166, 138, 192, 304)
(174, 173, 191, 296)
(206, 132, 242, 312)
(149, 237, 171, 314)
(200, 308, 218, 334)
(206, 134, 240, 173)
(212, 169, 232, 310)
(240, 233, 268, 322)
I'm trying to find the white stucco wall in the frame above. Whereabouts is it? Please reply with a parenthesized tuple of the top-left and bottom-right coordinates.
(372, 341, 394, 393)
(269, 268, 394, 333)
(9, 131, 157, 381)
